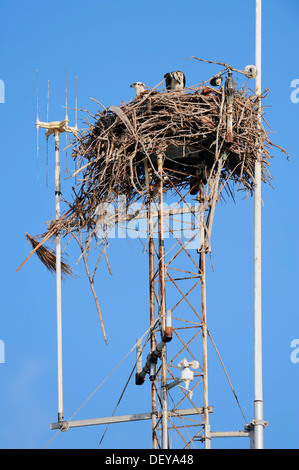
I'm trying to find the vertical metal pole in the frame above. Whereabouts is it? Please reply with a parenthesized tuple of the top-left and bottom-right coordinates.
(158, 155, 166, 336)
(199, 183, 210, 449)
(157, 153, 168, 449)
(254, 0, 264, 449)
(147, 168, 157, 449)
(54, 130, 64, 423)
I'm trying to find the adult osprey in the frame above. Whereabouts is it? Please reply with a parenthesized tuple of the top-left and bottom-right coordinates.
(243, 65, 257, 79)
(130, 82, 147, 97)
(164, 71, 185, 91)
(210, 75, 223, 87)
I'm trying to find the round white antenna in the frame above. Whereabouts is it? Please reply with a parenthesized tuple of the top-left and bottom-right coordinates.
(178, 358, 199, 370)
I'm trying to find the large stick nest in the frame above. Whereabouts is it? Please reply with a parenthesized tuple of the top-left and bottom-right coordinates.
(21, 74, 288, 343)
(65, 83, 285, 236)
(23, 77, 289, 272)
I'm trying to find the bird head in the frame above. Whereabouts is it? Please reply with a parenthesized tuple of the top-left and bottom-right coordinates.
(210, 75, 223, 87)
(164, 71, 185, 91)
(244, 65, 257, 79)
(130, 82, 146, 96)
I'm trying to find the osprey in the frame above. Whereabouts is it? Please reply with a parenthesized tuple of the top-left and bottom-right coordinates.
(210, 75, 223, 87)
(243, 65, 257, 79)
(164, 71, 185, 91)
(130, 82, 147, 97)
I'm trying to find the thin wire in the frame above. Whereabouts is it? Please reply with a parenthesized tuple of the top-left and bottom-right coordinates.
(97, 331, 152, 448)
(207, 328, 247, 424)
(43, 323, 155, 449)
(168, 390, 196, 449)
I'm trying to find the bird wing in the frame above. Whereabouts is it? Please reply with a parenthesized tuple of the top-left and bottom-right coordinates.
(164, 73, 172, 90)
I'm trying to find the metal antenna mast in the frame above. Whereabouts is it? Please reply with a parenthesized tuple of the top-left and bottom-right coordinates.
(35, 71, 78, 424)
(253, 0, 265, 449)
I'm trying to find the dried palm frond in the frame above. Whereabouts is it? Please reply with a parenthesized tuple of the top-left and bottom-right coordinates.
(25, 233, 74, 279)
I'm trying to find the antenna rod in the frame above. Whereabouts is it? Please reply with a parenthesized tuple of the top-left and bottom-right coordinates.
(65, 68, 68, 119)
(30, 73, 78, 425)
(54, 129, 64, 424)
(36, 70, 39, 119)
(65, 69, 68, 170)
(46, 80, 49, 188)
(47, 79, 49, 122)
(36, 70, 39, 178)
(253, 0, 264, 449)
(75, 76, 78, 129)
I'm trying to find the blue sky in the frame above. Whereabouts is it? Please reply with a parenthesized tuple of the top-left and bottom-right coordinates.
(0, 0, 298, 449)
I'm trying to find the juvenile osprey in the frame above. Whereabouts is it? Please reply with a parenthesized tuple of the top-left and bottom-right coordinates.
(130, 82, 147, 97)
(164, 71, 185, 91)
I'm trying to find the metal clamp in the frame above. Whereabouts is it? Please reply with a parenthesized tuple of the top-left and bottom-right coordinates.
(59, 421, 70, 432)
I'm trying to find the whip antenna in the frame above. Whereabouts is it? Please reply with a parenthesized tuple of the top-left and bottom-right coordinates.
(46, 79, 49, 188)
(29, 71, 78, 425)
(74, 75, 78, 182)
(75, 76, 78, 130)
(65, 68, 68, 172)
(36, 70, 39, 179)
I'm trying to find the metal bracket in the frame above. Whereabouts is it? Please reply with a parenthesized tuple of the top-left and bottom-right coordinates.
(245, 419, 268, 430)
(59, 421, 70, 432)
